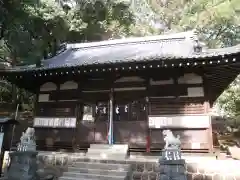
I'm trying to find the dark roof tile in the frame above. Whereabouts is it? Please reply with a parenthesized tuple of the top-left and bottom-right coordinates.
(41, 31, 197, 69)
(2, 31, 240, 72)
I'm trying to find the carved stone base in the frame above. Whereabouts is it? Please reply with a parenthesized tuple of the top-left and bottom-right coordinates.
(162, 149, 182, 160)
(158, 159, 187, 180)
(6, 151, 39, 180)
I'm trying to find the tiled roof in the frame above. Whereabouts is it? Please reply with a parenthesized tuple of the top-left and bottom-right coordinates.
(2, 31, 240, 72)
(42, 31, 197, 68)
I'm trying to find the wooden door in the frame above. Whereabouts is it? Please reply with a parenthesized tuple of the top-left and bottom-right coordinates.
(113, 98, 148, 149)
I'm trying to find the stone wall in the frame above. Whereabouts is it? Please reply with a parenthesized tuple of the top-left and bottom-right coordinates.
(2, 151, 86, 178)
(2, 151, 240, 180)
(37, 153, 240, 180)
(186, 160, 240, 180)
(129, 158, 240, 180)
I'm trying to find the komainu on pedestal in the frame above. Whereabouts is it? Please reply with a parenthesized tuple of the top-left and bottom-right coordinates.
(6, 127, 39, 180)
(158, 130, 187, 180)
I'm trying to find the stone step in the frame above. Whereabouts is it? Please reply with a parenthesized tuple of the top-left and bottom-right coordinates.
(73, 162, 130, 171)
(67, 167, 128, 176)
(86, 151, 128, 157)
(89, 144, 129, 151)
(61, 172, 126, 180)
(86, 153, 127, 159)
(75, 156, 127, 164)
(86, 144, 129, 161)
(59, 176, 98, 180)
(59, 176, 120, 180)
(88, 148, 127, 153)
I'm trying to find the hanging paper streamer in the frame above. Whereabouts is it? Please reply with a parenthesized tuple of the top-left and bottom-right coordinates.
(108, 122, 113, 145)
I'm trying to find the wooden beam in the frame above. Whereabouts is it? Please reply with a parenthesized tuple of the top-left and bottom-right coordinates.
(108, 88, 114, 144)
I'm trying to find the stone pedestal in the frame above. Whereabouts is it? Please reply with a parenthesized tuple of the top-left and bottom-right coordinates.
(158, 150, 187, 180)
(162, 149, 182, 160)
(159, 159, 187, 180)
(6, 151, 39, 180)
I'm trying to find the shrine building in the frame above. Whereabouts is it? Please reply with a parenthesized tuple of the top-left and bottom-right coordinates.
(1, 31, 240, 153)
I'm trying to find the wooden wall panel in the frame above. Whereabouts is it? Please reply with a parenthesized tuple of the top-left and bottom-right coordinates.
(113, 121, 148, 148)
(81, 92, 109, 102)
(94, 122, 108, 144)
(150, 129, 210, 150)
(75, 122, 95, 145)
(34, 128, 75, 151)
(114, 81, 146, 88)
(149, 97, 205, 115)
(149, 85, 188, 97)
(40, 82, 57, 92)
(52, 89, 79, 100)
(35, 102, 77, 117)
(82, 79, 111, 91)
(114, 91, 146, 101)
(32, 73, 209, 152)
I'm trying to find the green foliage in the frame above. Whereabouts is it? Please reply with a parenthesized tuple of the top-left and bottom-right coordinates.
(0, 0, 135, 109)
(216, 76, 240, 120)
(0, 79, 12, 103)
(1, 0, 135, 64)
(66, 0, 134, 41)
(133, 0, 240, 48)
(179, 0, 240, 48)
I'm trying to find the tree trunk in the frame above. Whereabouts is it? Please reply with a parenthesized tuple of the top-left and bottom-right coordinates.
(52, 38, 58, 56)
(10, 52, 18, 112)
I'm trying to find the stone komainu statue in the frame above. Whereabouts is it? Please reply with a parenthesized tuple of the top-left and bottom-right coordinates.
(17, 127, 36, 151)
(159, 130, 186, 180)
(162, 129, 182, 160)
(162, 129, 181, 149)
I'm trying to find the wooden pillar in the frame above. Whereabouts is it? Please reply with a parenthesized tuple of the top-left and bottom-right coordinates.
(173, 76, 179, 98)
(202, 73, 214, 153)
(108, 88, 114, 145)
(146, 96, 150, 153)
(145, 77, 150, 152)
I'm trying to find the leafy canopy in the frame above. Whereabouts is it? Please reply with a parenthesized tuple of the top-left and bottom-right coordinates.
(0, 0, 135, 108)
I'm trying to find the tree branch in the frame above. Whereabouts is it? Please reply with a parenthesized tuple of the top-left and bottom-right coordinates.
(0, 22, 6, 40)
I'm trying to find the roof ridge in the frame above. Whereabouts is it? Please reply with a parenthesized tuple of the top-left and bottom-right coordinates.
(204, 43, 240, 53)
(67, 30, 196, 50)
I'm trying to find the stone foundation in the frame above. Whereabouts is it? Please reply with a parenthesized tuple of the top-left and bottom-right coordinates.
(2, 151, 240, 180)
(186, 160, 240, 180)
